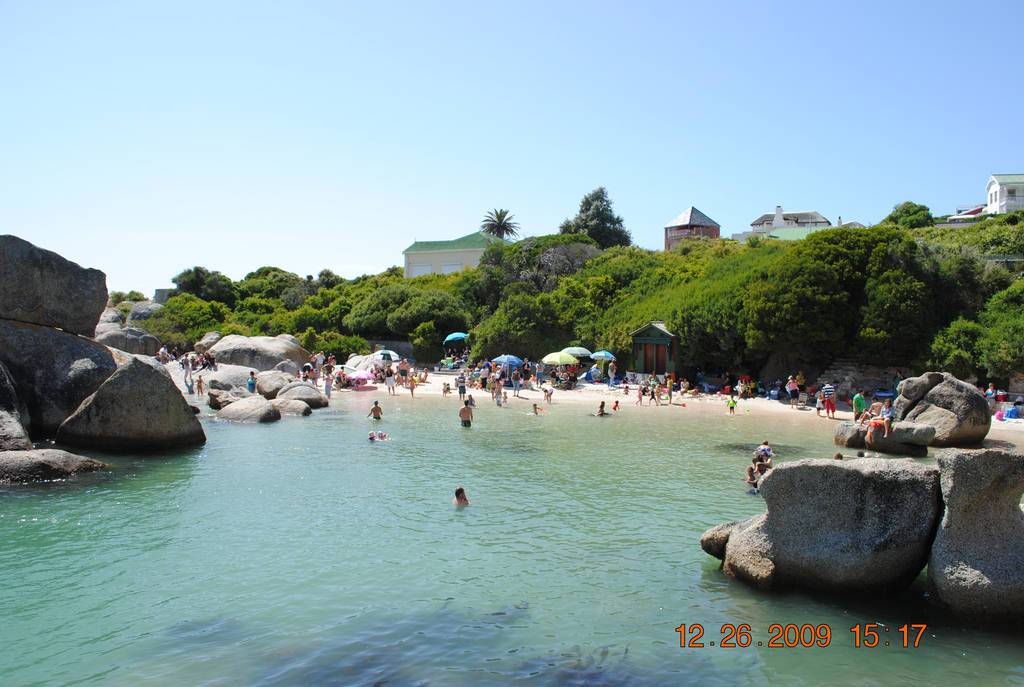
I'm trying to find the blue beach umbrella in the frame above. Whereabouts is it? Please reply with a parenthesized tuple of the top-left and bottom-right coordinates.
(591, 350, 616, 361)
(443, 332, 468, 344)
(492, 354, 524, 367)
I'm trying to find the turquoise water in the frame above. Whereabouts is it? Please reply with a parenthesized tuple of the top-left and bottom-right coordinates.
(2, 395, 1022, 686)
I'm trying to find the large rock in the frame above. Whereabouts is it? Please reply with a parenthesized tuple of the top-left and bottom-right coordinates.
(126, 301, 164, 324)
(0, 320, 118, 436)
(277, 384, 329, 409)
(194, 331, 221, 355)
(203, 364, 259, 391)
(863, 422, 935, 457)
(0, 448, 108, 483)
(271, 398, 312, 416)
(207, 388, 248, 410)
(56, 353, 206, 451)
(95, 326, 161, 356)
(98, 307, 126, 325)
(207, 335, 309, 371)
(0, 234, 107, 336)
(895, 372, 991, 446)
(257, 371, 295, 399)
(276, 333, 301, 347)
(217, 396, 281, 423)
(834, 423, 866, 448)
(704, 458, 941, 592)
(0, 361, 31, 450)
(928, 449, 1024, 623)
(274, 360, 300, 375)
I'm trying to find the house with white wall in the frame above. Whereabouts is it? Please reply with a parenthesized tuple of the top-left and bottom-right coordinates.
(402, 231, 507, 278)
(750, 205, 831, 233)
(985, 174, 1024, 215)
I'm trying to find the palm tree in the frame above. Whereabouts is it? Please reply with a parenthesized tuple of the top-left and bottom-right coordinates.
(480, 209, 520, 240)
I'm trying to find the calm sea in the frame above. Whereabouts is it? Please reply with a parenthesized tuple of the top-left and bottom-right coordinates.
(2, 394, 1021, 686)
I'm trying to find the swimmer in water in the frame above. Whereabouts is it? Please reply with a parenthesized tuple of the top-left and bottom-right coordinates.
(368, 400, 383, 419)
(453, 486, 471, 506)
(368, 431, 376, 441)
(596, 401, 608, 416)
(376, 431, 389, 440)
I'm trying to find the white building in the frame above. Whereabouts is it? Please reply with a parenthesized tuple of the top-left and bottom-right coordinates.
(750, 205, 831, 233)
(402, 231, 508, 278)
(985, 174, 1024, 215)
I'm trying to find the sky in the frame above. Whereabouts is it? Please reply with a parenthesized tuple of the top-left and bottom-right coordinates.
(2, 0, 1022, 295)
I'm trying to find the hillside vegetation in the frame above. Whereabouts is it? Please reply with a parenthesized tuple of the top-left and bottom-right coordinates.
(129, 209, 1024, 384)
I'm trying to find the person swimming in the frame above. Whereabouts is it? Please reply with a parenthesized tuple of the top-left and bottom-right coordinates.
(376, 431, 389, 440)
(368, 431, 376, 441)
(453, 486, 471, 506)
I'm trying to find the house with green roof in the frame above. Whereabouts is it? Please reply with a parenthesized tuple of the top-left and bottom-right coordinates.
(402, 231, 508, 278)
(985, 174, 1024, 215)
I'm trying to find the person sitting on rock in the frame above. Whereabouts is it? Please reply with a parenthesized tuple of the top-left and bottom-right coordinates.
(878, 398, 895, 438)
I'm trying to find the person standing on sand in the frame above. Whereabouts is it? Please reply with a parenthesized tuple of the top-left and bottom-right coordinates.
(608, 360, 616, 387)
(852, 390, 867, 422)
(459, 400, 473, 428)
(384, 363, 397, 396)
(786, 376, 799, 409)
(821, 380, 836, 419)
(456, 371, 467, 401)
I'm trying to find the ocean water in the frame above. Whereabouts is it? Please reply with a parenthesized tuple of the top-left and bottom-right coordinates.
(1, 394, 1022, 686)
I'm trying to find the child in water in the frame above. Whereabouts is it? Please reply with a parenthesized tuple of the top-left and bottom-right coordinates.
(612, 400, 619, 411)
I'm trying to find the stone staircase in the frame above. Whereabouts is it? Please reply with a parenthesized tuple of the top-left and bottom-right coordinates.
(814, 359, 904, 400)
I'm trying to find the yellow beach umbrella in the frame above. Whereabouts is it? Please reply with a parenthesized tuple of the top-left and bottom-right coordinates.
(541, 351, 578, 365)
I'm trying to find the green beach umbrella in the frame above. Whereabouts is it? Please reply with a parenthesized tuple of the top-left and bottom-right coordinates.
(542, 351, 578, 365)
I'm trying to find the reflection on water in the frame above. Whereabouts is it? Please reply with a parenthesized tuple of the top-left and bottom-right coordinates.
(1, 394, 1022, 686)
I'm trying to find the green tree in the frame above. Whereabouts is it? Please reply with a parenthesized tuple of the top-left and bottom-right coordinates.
(883, 201, 934, 229)
(929, 318, 986, 380)
(171, 266, 238, 307)
(480, 208, 520, 240)
(559, 187, 631, 249)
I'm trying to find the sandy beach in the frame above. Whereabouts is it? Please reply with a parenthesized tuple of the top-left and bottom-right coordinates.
(173, 365, 1024, 451)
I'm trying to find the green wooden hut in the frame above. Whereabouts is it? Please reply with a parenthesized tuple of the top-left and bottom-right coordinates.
(630, 321, 678, 376)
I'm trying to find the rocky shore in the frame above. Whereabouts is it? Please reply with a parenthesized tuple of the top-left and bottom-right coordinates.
(0, 235, 205, 483)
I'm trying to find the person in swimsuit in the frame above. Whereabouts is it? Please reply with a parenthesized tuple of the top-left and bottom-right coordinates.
(368, 400, 383, 419)
(596, 401, 608, 416)
(453, 486, 471, 506)
(384, 364, 397, 395)
(459, 400, 473, 427)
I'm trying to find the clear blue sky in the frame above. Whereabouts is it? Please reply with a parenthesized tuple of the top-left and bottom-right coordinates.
(2, 1, 1021, 295)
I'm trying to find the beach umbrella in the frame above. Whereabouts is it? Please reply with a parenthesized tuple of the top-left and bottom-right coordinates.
(561, 346, 592, 358)
(341, 363, 361, 374)
(493, 354, 524, 366)
(591, 350, 616, 360)
(542, 351, 578, 365)
(372, 349, 399, 361)
(349, 370, 375, 380)
(443, 332, 468, 344)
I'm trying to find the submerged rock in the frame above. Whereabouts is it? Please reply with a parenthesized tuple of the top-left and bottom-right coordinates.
(0, 234, 108, 336)
(56, 353, 206, 451)
(928, 449, 1024, 623)
(704, 458, 942, 592)
(256, 371, 295, 399)
(271, 398, 312, 416)
(276, 383, 329, 408)
(0, 448, 108, 483)
(217, 396, 281, 423)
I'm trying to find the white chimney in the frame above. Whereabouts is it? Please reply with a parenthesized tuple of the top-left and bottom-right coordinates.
(772, 205, 784, 228)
